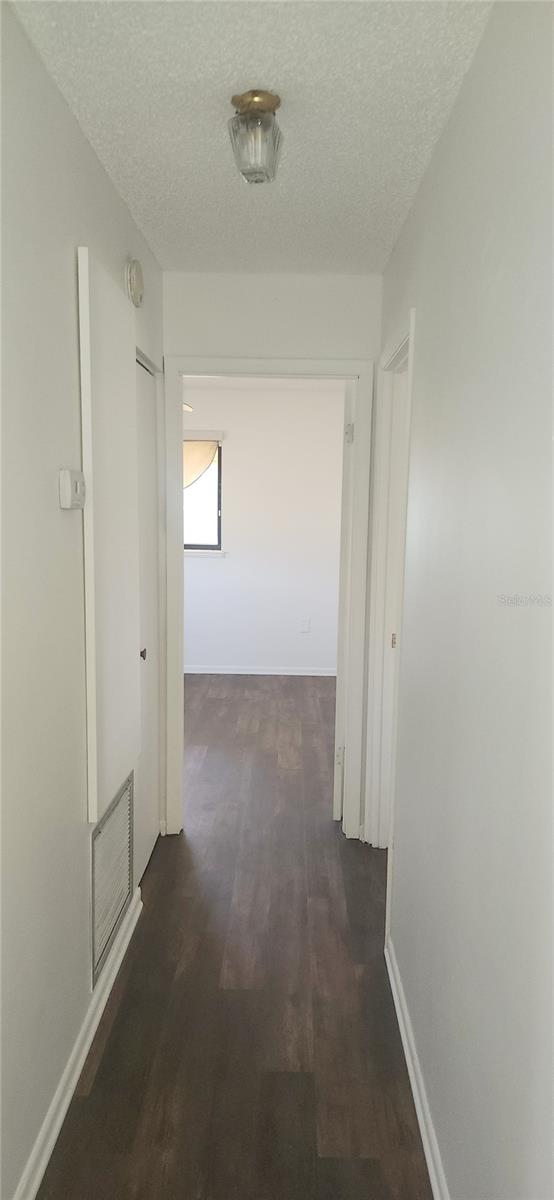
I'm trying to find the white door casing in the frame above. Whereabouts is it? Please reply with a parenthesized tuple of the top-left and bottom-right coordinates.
(364, 312, 415, 857)
(379, 368, 411, 847)
(163, 356, 373, 841)
(134, 360, 161, 881)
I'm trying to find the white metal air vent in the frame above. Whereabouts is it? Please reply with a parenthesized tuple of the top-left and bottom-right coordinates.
(92, 773, 133, 985)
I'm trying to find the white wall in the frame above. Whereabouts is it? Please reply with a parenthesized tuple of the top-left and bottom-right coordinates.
(1, 8, 162, 1198)
(382, 5, 552, 1198)
(183, 379, 344, 675)
(163, 271, 382, 361)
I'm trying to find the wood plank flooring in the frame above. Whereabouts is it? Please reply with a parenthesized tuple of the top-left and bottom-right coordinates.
(37, 675, 432, 1200)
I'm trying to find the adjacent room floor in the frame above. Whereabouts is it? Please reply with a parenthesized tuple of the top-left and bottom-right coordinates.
(38, 675, 431, 1199)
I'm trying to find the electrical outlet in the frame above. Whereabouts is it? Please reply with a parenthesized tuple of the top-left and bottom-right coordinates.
(300, 617, 311, 634)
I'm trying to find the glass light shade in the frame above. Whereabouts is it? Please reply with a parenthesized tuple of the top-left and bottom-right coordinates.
(228, 110, 283, 184)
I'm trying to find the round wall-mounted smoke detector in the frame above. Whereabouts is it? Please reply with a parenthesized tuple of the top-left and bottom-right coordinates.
(124, 258, 144, 308)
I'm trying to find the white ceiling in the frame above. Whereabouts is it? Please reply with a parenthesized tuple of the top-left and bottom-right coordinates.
(15, 1, 491, 274)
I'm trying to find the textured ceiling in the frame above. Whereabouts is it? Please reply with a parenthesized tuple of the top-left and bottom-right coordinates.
(15, 1, 491, 273)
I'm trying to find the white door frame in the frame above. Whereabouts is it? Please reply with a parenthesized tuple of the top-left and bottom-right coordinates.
(163, 355, 374, 840)
(363, 311, 416, 851)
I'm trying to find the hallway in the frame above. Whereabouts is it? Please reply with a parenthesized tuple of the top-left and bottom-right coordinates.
(4, 4, 551, 1195)
(37, 675, 430, 1199)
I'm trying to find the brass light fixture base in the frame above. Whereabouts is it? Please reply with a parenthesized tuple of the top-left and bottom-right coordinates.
(231, 89, 281, 114)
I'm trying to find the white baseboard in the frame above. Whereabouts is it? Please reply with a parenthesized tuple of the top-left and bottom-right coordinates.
(385, 938, 450, 1200)
(184, 666, 337, 676)
(12, 888, 143, 1200)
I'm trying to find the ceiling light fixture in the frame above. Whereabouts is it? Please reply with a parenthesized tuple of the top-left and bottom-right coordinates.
(228, 89, 283, 184)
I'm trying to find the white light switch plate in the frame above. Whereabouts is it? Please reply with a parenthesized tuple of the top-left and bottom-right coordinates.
(59, 468, 86, 510)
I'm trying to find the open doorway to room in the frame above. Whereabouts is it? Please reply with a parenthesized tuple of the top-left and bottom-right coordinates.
(180, 374, 346, 855)
(164, 356, 374, 844)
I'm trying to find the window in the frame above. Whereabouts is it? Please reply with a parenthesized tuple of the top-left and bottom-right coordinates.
(183, 439, 222, 550)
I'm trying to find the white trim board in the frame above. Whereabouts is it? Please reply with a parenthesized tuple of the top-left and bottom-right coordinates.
(184, 666, 337, 676)
(12, 889, 143, 1200)
(385, 938, 450, 1200)
(77, 247, 98, 822)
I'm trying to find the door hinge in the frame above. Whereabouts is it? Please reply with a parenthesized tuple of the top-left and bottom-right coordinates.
(335, 745, 345, 768)
(344, 423, 354, 444)
(391, 633, 397, 648)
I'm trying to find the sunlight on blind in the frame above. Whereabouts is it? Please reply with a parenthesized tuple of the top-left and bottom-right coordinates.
(183, 440, 218, 488)
(183, 440, 220, 547)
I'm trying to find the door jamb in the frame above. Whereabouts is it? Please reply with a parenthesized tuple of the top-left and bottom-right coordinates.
(163, 355, 373, 840)
(136, 348, 167, 837)
(363, 312, 415, 865)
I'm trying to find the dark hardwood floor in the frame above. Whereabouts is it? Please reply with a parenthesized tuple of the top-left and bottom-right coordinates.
(38, 675, 432, 1199)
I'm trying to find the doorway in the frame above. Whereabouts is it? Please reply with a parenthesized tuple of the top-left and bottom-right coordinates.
(180, 374, 345, 847)
(163, 356, 374, 841)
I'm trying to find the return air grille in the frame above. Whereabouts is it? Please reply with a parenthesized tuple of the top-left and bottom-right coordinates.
(92, 773, 133, 985)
